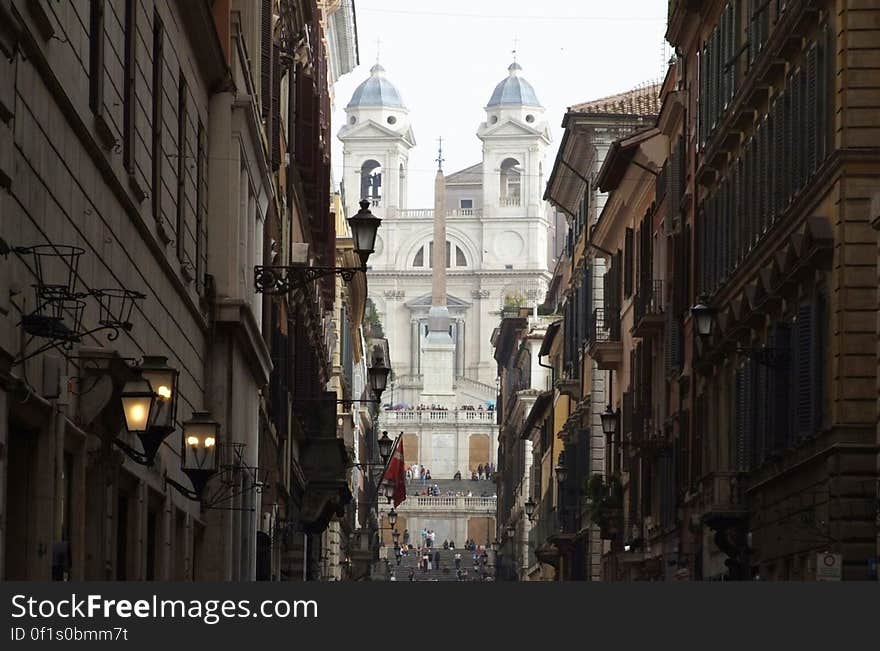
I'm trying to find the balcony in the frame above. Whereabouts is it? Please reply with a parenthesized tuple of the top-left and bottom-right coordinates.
(632, 280, 665, 338)
(700, 471, 748, 529)
(381, 408, 497, 425)
(379, 495, 496, 515)
(587, 308, 622, 370)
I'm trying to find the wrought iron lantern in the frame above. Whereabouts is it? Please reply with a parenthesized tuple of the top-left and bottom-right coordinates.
(253, 201, 381, 294)
(137, 355, 179, 429)
(691, 299, 716, 339)
(368, 349, 391, 397)
(524, 497, 537, 521)
(392, 530, 400, 545)
(348, 199, 382, 268)
(387, 508, 398, 528)
(491, 539, 500, 552)
(383, 481, 395, 503)
(120, 377, 156, 435)
(119, 355, 179, 465)
(600, 404, 619, 436)
(555, 451, 568, 485)
(378, 431, 394, 464)
(506, 523, 516, 540)
(180, 411, 221, 499)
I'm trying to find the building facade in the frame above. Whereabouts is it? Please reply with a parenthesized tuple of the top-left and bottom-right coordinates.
(0, 0, 365, 582)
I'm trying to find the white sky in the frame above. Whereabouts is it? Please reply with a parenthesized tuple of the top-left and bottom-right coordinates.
(331, 0, 671, 209)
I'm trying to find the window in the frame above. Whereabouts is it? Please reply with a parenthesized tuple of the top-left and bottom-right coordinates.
(122, 0, 136, 171)
(88, 0, 105, 114)
(196, 120, 206, 294)
(176, 74, 188, 264)
(387, 115, 397, 125)
(151, 12, 164, 227)
(460, 199, 474, 210)
(413, 241, 467, 268)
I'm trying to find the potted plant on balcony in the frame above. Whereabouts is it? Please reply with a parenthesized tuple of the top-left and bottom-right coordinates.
(583, 473, 624, 539)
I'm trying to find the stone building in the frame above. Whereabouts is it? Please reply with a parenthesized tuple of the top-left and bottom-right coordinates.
(536, 85, 660, 581)
(340, 60, 555, 546)
(0, 0, 361, 582)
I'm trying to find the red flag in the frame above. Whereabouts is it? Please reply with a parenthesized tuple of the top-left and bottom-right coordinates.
(382, 435, 406, 507)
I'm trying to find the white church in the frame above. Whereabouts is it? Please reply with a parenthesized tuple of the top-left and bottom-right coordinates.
(338, 61, 553, 544)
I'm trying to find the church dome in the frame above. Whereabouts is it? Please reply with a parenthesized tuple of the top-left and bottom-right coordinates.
(346, 64, 406, 109)
(487, 62, 541, 108)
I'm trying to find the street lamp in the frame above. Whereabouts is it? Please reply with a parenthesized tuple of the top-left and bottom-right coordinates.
(600, 404, 619, 436)
(387, 508, 398, 528)
(392, 530, 400, 545)
(383, 481, 395, 503)
(180, 411, 221, 499)
(555, 458, 568, 485)
(119, 355, 179, 465)
(506, 524, 516, 540)
(348, 199, 383, 268)
(253, 200, 381, 294)
(377, 431, 394, 464)
(491, 539, 500, 553)
(368, 351, 391, 398)
(524, 497, 536, 522)
(691, 298, 716, 339)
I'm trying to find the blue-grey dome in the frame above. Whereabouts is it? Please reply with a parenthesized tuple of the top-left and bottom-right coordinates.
(487, 62, 541, 108)
(346, 64, 405, 109)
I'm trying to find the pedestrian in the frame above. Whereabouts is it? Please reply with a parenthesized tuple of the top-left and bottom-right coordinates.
(477, 463, 484, 479)
(403, 529, 410, 547)
(421, 527, 427, 546)
(433, 549, 440, 568)
(455, 552, 462, 570)
(408, 568, 415, 581)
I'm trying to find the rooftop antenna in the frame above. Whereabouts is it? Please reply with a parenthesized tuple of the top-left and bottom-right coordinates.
(512, 36, 519, 63)
(436, 137, 444, 172)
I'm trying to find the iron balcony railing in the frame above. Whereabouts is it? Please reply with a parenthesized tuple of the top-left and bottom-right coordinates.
(634, 279, 664, 324)
(588, 308, 621, 345)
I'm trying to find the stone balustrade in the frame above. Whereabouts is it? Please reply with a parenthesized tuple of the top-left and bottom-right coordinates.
(382, 409, 496, 424)
(380, 495, 496, 513)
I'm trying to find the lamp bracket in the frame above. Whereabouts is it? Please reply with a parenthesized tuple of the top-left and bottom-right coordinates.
(254, 265, 365, 295)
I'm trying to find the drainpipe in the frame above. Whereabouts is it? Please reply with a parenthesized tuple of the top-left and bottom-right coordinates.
(52, 367, 70, 580)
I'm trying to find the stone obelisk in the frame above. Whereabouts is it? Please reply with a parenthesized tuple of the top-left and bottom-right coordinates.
(420, 140, 456, 404)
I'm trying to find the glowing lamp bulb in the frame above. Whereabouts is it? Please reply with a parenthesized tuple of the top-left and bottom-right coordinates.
(186, 436, 200, 447)
(156, 385, 172, 400)
(204, 437, 216, 448)
(129, 404, 146, 422)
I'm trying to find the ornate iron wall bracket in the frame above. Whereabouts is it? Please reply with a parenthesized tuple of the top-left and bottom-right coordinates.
(254, 265, 365, 295)
(737, 346, 789, 368)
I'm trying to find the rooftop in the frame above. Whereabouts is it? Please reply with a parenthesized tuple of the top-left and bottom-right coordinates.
(569, 83, 662, 117)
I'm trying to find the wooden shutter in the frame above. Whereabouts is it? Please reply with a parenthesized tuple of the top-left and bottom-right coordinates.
(271, 44, 282, 171)
(260, 0, 272, 122)
(768, 323, 791, 452)
(806, 44, 818, 175)
(792, 303, 815, 442)
(624, 228, 634, 297)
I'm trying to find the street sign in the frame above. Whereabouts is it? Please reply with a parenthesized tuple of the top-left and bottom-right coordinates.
(816, 552, 842, 581)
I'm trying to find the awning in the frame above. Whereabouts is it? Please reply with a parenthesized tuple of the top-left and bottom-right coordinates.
(519, 390, 554, 439)
(538, 320, 562, 357)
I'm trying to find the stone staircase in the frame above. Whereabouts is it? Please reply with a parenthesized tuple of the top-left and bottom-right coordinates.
(389, 547, 490, 582)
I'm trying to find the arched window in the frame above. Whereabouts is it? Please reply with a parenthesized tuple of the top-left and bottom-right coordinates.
(412, 241, 468, 268)
(500, 158, 521, 205)
(360, 160, 382, 205)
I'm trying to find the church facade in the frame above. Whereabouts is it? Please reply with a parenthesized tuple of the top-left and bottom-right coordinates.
(338, 61, 553, 546)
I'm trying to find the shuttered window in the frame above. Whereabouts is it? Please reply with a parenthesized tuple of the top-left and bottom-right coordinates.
(151, 12, 164, 227)
(624, 228, 634, 298)
(695, 30, 830, 296)
(260, 0, 272, 122)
